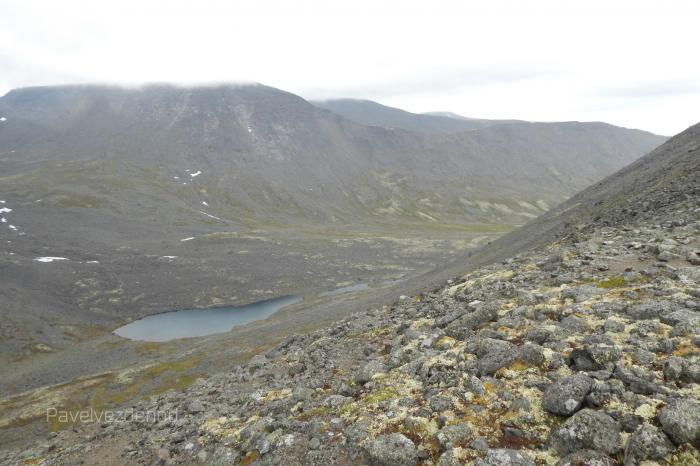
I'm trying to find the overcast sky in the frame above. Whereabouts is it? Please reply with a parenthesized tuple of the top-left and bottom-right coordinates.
(1, 0, 699, 135)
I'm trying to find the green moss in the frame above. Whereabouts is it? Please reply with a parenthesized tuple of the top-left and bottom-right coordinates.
(596, 276, 627, 288)
(297, 406, 332, 420)
(362, 388, 399, 405)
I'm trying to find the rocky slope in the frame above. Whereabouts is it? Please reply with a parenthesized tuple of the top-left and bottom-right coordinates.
(3, 119, 697, 465)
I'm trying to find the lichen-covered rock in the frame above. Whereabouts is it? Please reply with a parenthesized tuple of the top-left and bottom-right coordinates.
(542, 374, 593, 415)
(435, 423, 471, 450)
(474, 448, 535, 466)
(626, 301, 673, 320)
(476, 338, 519, 376)
(658, 399, 700, 446)
(444, 305, 497, 339)
(660, 309, 700, 327)
(549, 409, 621, 455)
(356, 360, 387, 384)
(570, 344, 621, 371)
(623, 424, 674, 465)
(364, 433, 418, 466)
(555, 449, 616, 466)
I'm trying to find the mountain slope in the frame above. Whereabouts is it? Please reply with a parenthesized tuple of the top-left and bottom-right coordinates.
(312, 98, 521, 133)
(2, 119, 696, 465)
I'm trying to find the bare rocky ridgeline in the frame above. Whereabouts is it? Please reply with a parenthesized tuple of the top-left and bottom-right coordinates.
(2, 123, 699, 464)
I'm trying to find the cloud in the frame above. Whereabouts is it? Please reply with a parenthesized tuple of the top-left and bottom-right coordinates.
(599, 80, 700, 98)
(300, 66, 552, 101)
(0, 54, 87, 96)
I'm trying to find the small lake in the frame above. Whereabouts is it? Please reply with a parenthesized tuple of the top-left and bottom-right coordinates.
(114, 295, 300, 342)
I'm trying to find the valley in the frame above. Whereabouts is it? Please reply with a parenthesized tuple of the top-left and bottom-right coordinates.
(0, 83, 672, 460)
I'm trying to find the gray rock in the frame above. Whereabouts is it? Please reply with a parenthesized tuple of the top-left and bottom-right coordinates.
(469, 436, 489, 451)
(356, 360, 387, 384)
(429, 395, 453, 413)
(435, 423, 471, 450)
(613, 364, 665, 395)
(444, 305, 498, 339)
(562, 285, 600, 303)
(658, 399, 700, 446)
(364, 433, 418, 466)
(187, 400, 205, 414)
(549, 409, 621, 455)
(474, 448, 535, 466)
(156, 448, 170, 461)
(657, 250, 676, 262)
(519, 343, 545, 366)
(626, 301, 673, 320)
(476, 339, 518, 376)
(623, 424, 674, 465)
(542, 374, 593, 416)
(555, 449, 615, 466)
(660, 309, 700, 327)
(308, 437, 320, 450)
(463, 375, 486, 395)
(560, 316, 591, 333)
(570, 344, 621, 371)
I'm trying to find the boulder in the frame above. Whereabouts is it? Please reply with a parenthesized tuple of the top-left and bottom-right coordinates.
(474, 449, 535, 466)
(549, 409, 621, 455)
(364, 433, 418, 466)
(542, 374, 593, 416)
(623, 424, 674, 465)
(658, 399, 700, 446)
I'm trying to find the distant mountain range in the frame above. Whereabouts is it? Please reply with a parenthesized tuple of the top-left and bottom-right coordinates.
(312, 98, 523, 133)
(0, 84, 665, 231)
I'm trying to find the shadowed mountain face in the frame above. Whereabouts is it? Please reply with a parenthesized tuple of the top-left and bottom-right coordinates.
(0, 83, 666, 365)
(1, 84, 665, 228)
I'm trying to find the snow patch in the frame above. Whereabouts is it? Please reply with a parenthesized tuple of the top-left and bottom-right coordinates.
(0, 117, 6, 122)
(173, 176, 180, 180)
(0, 200, 5, 203)
(162, 256, 178, 259)
(247, 127, 252, 133)
(181, 237, 195, 242)
(86, 260, 100, 264)
(0, 207, 12, 213)
(190, 171, 202, 178)
(202, 201, 208, 206)
(8, 225, 17, 230)
(199, 211, 221, 220)
(34, 257, 69, 263)
(1, 218, 5, 223)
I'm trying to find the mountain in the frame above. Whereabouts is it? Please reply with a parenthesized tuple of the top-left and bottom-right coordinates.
(312, 98, 523, 133)
(0, 85, 665, 230)
(2, 114, 696, 464)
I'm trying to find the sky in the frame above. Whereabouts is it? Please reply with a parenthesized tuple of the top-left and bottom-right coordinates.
(1, 0, 699, 135)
